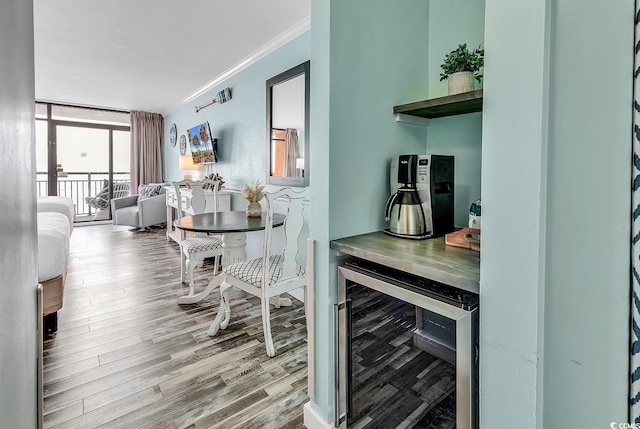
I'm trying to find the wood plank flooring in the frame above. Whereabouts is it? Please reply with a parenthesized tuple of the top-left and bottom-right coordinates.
(43, 224, 307, 429)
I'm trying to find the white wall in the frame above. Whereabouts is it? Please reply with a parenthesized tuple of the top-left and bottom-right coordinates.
(0, 0, 39, 427)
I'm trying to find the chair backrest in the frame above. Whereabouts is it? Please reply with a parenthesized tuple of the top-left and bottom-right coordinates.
(112, 182, 130, 198)
(172, 178, 219, 221)
(261, 187, 309, 288)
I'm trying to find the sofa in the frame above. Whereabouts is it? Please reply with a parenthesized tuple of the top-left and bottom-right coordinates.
(111, 183, 167, 229)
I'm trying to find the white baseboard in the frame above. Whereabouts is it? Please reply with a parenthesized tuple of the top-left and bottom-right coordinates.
(304, 402, 333, 429)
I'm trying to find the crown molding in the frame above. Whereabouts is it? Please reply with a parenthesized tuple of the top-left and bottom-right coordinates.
(169, 16, 311, 114)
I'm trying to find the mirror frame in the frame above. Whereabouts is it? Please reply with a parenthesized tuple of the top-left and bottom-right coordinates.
(266, 60, 310, 187)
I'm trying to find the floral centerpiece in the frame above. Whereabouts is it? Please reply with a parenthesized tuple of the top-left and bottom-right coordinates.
(203, 173, 224, 190)
(241, 180, 265, 217)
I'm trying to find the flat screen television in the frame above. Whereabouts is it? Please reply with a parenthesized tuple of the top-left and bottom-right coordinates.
(186, 121, 218, 164)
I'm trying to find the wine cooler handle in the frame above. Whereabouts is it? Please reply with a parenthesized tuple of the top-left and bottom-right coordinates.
(333, 303, 341, 428)
(334, 300, 353, 428)
(346, 298, 353, 417)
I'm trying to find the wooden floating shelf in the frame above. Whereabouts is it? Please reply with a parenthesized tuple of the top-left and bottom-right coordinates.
(393, 89, 483, 120)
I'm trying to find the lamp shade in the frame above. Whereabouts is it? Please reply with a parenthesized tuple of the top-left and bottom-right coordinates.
(179, 155, 196, 171)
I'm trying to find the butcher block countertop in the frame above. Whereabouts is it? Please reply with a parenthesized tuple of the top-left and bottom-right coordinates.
(330, 230, 480, 295)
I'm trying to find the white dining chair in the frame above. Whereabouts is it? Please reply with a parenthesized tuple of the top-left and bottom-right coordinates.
(208, 187, 309, 357)
(172, 179, 224, 296)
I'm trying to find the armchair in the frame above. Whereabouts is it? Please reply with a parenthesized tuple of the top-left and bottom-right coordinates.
(111, 183, 167, 229)
(86, 181, 130, 220)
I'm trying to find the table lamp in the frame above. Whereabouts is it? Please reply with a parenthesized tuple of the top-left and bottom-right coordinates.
(179, 155, 196, 180)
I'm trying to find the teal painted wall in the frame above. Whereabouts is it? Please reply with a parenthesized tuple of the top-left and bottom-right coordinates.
(162, 31, 310, 207)
(427, 0, 485, 100)
(328, 1, 430, 240)
(309, 0, 430, 421)
(482, 0, 632, 426)
(426, 0, 484, 227)
(481, 0, 552, 425)
(542, 0, 631, 426)
(308, 0, 332, 417)
(426, 114, 482, 227)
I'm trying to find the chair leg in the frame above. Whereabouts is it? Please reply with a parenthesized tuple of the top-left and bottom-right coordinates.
(219, 281, 232, 330)
(213, 255, 220, 275)
(208, 281, 231, 336)
(262, 295, 275, 357)
(186, 255, 197, 296)
(180, 249, 187, 284)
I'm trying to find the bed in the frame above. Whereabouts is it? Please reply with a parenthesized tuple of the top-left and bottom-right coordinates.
(37, 197, 74, 336)
(37, 196, 75, 231)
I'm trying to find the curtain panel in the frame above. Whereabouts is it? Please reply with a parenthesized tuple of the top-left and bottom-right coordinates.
(130, 111, 163, 192)
(283, 128, 299, 177)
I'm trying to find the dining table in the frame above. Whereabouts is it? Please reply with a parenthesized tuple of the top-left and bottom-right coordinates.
(174, 210, 286, 305)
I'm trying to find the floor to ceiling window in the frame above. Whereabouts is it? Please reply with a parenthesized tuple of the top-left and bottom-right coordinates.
(35, 102, 130, 221)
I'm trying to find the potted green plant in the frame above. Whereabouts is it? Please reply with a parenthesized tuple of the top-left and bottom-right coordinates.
(439, 43, 484, 95)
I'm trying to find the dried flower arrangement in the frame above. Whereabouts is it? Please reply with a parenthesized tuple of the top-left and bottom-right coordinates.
(241, 180, 265, 203)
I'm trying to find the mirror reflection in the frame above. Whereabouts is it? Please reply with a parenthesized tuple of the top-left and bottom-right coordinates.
(271, 74, 304, 178)
(266, 61, 310, 187)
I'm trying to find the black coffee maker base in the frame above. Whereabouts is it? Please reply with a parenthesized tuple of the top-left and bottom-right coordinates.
(382, 228, 432, 240)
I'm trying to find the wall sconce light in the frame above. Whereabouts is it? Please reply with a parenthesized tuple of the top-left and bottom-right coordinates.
(179, 155, 196, 180)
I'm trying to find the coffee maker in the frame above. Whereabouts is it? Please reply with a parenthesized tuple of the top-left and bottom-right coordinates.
(385, 154, 455, 239)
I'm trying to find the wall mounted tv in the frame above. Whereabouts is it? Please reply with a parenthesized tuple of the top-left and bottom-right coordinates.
(186, 121, 218, 164)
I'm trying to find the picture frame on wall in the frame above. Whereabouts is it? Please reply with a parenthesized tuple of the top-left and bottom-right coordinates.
(186, 121, 218, 164)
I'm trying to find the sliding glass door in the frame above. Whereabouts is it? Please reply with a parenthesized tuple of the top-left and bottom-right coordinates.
(35, 103, 130, 221)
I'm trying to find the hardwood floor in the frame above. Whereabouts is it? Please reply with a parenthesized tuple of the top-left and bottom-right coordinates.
(43, 224, 308, 429)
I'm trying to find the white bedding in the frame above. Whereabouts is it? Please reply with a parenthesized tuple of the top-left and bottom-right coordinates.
(37, 212, 70, 282)
(37, 196, 75, 227)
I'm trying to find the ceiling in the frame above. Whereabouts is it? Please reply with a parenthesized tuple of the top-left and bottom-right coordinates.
(33, 0, 310, 115)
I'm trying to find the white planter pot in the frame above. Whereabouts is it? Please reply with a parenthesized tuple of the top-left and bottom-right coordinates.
(447, 71, 475, 95)
(246, 201, 261, 217)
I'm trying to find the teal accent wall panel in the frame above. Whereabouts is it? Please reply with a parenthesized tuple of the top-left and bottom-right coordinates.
(162, 32, 310, 196)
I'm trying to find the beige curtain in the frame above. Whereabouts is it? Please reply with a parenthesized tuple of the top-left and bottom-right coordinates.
(130, 111, 163, 192)
(283, 128, 298, 177)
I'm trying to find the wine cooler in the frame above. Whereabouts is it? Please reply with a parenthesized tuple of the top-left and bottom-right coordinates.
(334, 258, 479, 428)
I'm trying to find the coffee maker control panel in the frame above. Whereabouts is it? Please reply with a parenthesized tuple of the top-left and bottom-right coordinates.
(417, 158, 429, 184)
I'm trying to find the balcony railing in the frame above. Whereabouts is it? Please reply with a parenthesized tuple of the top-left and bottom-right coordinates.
(36, 172, 130, 218)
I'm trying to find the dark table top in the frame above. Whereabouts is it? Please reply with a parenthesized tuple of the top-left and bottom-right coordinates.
(175, 211, 285, 234)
